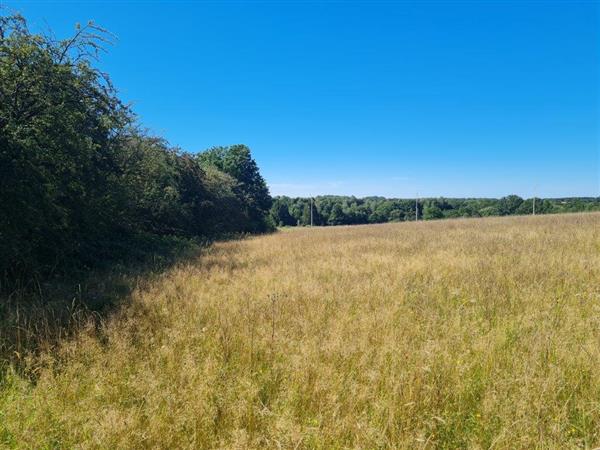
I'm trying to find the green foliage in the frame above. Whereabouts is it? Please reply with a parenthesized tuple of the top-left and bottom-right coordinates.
(270, 197, 296, 226)
(272, 195, 600, 227)
(0, 15, 131, 277)
(328, 203, 346, 226)
(498, 195, 524, 216)
(197, 145, 272, 232)
(0, 14, 273, 281)
(423, 202, 444, 220)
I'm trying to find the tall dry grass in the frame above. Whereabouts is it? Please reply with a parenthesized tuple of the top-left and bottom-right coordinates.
(1, 213, 599, 448)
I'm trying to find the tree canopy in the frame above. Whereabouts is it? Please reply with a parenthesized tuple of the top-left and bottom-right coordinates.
(270, 195, 600, 228)
(0, 14, 272, 280)
(197, 145, 272, 232)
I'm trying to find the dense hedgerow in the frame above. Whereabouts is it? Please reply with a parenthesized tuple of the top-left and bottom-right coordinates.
(0, 14, 271, 281)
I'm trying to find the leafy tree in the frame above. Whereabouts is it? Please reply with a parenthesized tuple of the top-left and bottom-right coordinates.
(0, 15, 131, 274)
(457, 203, 479, 218)
(423, 202, 444, 220)
(270, 198, 295, 227)
(301, 203, 312, 226)
(498, 195, 523, 216)
(369, 201, 394, 223)
(200, 165, 247, 234)
(298, 199, 323, 226)
(515, 199, 534, 215)
(198, 145, 272, 232)
(328, 203, 346, 225)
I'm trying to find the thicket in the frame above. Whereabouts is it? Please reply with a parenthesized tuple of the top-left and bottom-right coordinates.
(0, 14, 272, 283)
(271, 195, 600, 226)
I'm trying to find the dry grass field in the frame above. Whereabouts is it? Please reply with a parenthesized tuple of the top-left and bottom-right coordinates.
(1, 213, 600, 448)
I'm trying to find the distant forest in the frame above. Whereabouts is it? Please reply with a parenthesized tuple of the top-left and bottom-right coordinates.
(270, 196, 600, 226)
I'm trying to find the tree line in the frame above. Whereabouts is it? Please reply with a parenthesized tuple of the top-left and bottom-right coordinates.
(270, 195, 600, 226)
(0, 14, 271, 281)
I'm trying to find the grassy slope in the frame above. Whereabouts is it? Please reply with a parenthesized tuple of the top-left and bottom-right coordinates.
(1, 213, 600, 448)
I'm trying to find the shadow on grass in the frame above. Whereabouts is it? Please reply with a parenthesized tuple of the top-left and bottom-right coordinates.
(0, 232, 251, 380)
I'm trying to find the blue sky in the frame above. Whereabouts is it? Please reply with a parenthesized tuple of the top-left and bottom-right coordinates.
(5, 1, 599, 198)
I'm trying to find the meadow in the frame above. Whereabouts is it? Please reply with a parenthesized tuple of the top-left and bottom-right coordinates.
(1, 213, 599, 449)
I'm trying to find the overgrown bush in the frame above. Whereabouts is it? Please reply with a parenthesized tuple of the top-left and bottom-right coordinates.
(0, 14, 272, 283)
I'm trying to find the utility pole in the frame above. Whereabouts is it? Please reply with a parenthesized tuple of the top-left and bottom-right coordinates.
(310, 197, 314, 227)
(415, 193, 419, 221)
(532, 184, 537, 216)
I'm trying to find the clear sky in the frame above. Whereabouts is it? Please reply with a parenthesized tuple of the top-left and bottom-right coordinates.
(5, 0, 599, 198)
